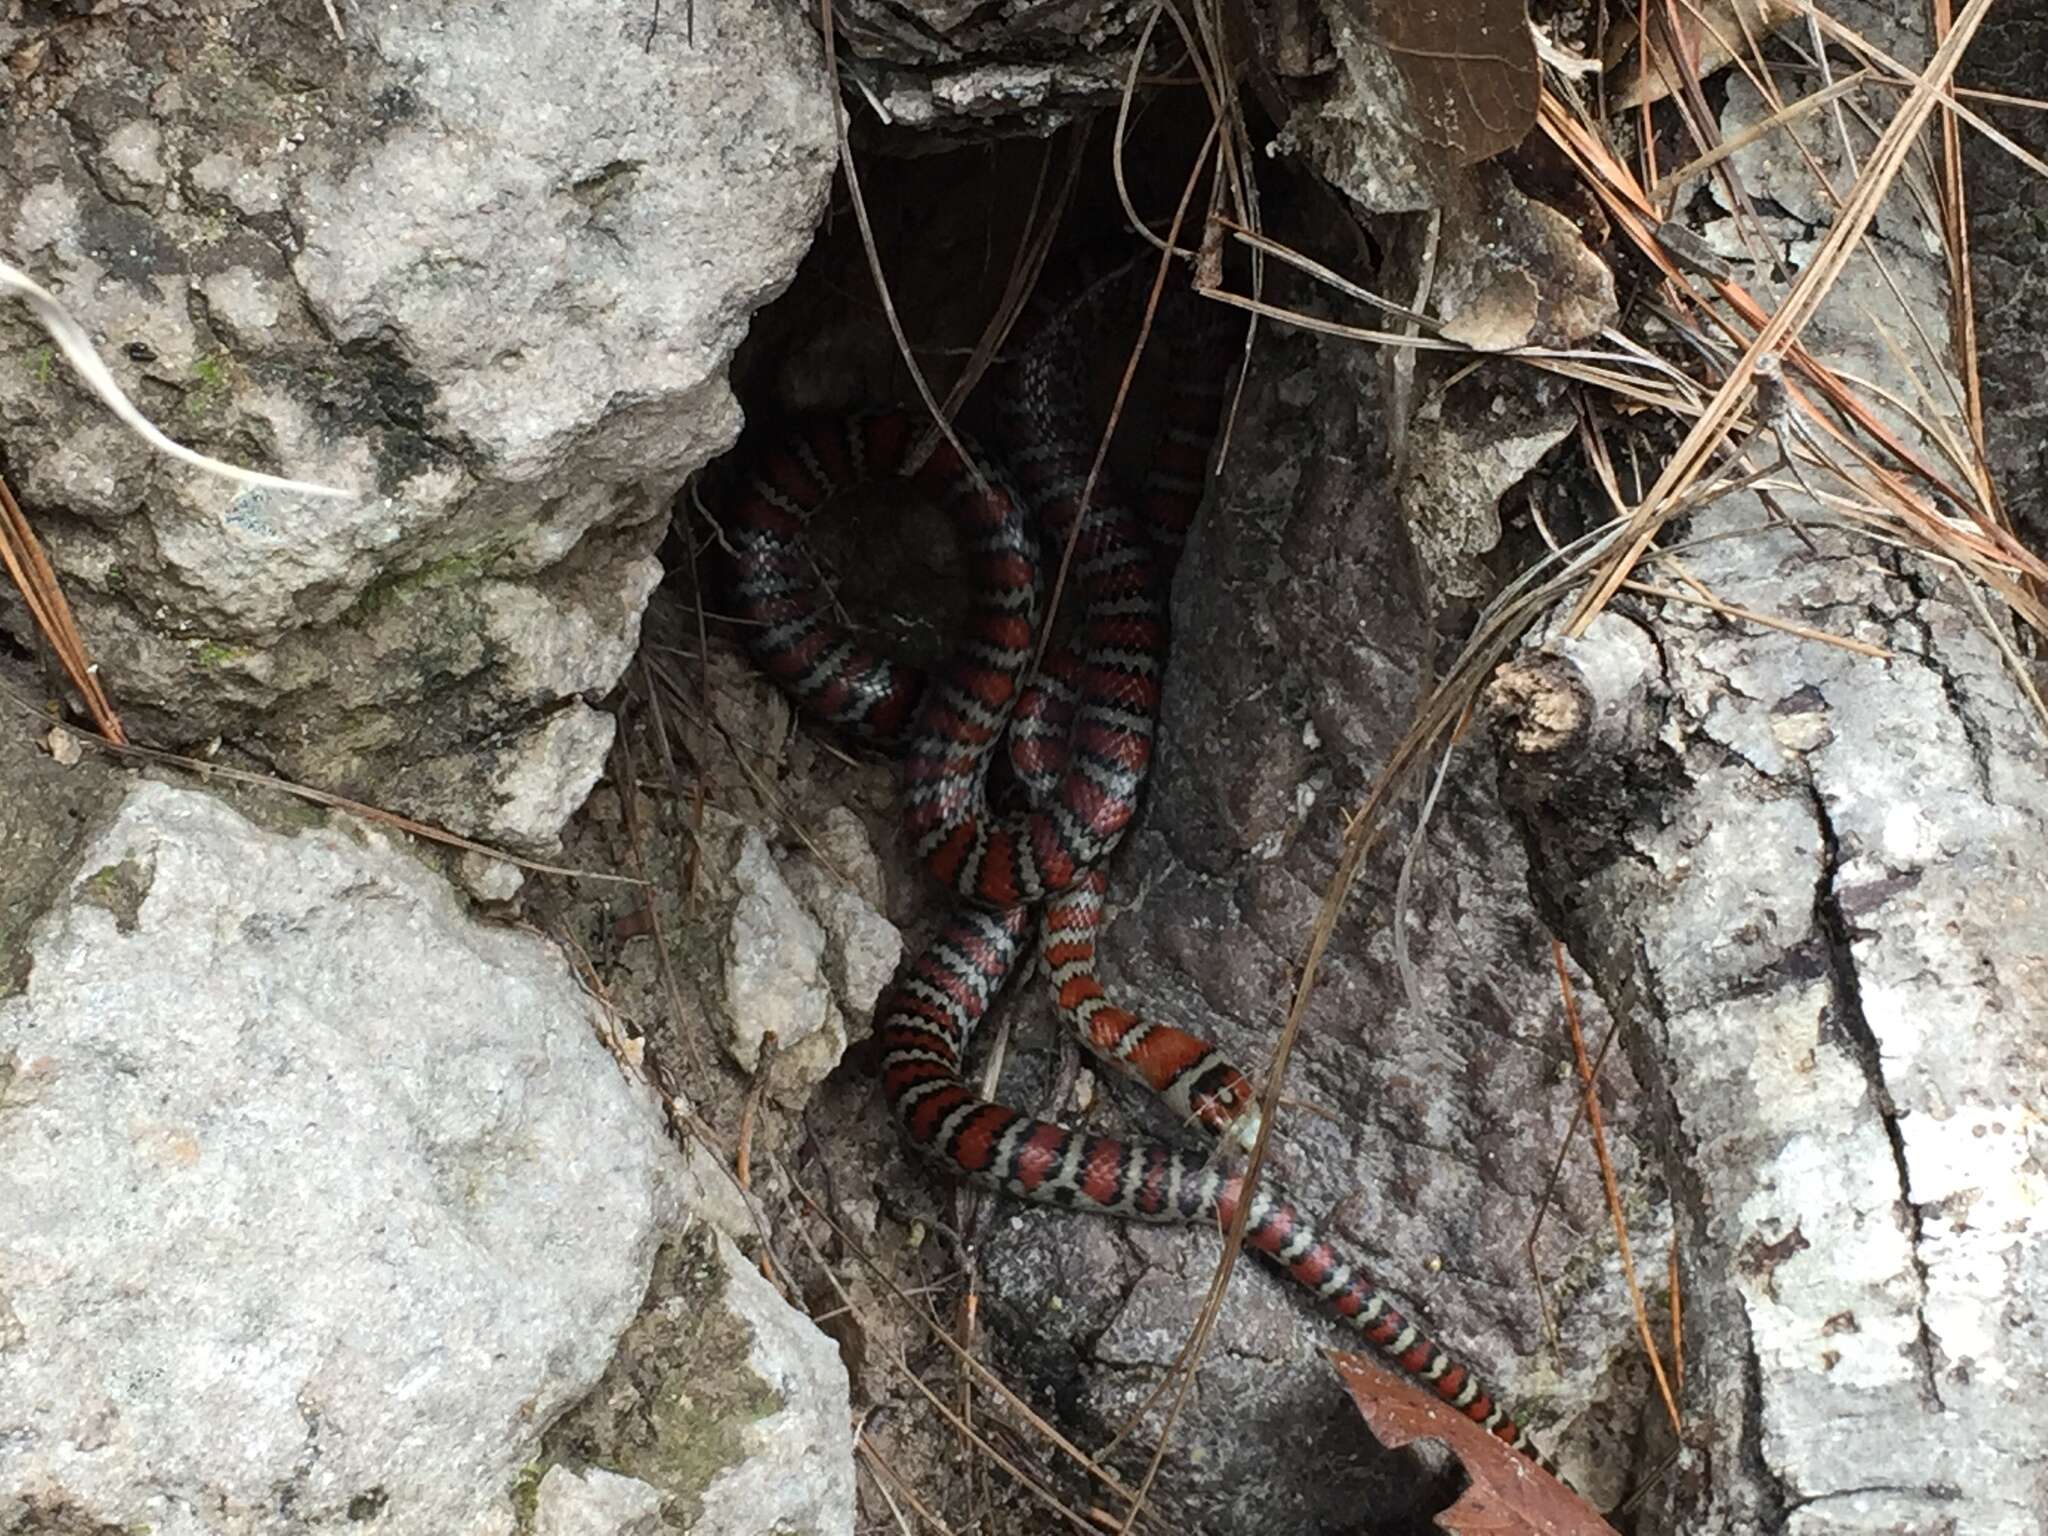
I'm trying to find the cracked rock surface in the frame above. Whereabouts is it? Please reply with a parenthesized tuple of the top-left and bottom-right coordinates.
(0, 0, 834, 849)
(1505, 492, 2048, 1536)
(1494, 48, 2048, 1536)
(827, 0, 1156, 131)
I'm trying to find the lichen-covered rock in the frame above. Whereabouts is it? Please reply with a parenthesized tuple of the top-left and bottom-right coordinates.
(0, 778, 680, 1536)
(0, 0, 835, 849)
(540, 1229, 855, 1536)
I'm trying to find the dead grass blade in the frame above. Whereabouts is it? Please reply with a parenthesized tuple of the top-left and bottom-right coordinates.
(0, 470, 124, 742)
(1557, 0, 1999, 636)
(1651, 66, 1872, 195)
(2, 258, 350, 500)
(1620, 575, 1891, 657)
(1553, 942, 1681, 1436)
(1669, 1233, 1685, 1389)
(1537, 87, 2006, 535)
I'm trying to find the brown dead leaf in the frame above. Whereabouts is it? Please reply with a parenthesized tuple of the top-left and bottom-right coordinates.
(1367, 0, 1540, 166)
(1603, 0, 1802, 111)
(1330, 1350, 1616, 1535)
(612, 902, 658, 943)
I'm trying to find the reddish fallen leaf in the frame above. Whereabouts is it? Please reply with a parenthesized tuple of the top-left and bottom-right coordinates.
(612, 903, 657, 942)
(1329, 1351, 1615, 1535)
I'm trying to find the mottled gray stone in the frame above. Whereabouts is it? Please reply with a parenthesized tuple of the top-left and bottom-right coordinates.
(722, 822, 842, 1079)
(829, 0, 1155, 127)
(0, 0, 835, 848)
(690, 1232, 856, 1536)
(460, 849, 528, 904)
(0, 781, 679, 1536)
(1399, 366, 1581, 602)
(484, 708, 622, 852)
(781, 808, 903, 1033)
(709, 804, 900, 1085)
(532, 1467, 666, 1536)
(537, 1229, 855, 1536)
(1271, 1, 1454, 214)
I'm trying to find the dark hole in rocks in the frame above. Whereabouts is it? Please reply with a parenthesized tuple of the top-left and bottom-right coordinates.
(676, 91, 1263, 681)
(19, 0, 102, 26)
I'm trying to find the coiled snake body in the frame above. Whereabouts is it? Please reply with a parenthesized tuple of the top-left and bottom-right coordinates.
(724, 291, 1536, 1456)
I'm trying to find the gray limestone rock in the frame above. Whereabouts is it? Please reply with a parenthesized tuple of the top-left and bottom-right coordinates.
(0, 0, 835, 849)
(703, 804, 899, 1092)
(532, 1467, 667, 1536)
(538, 1229, 855, 1536)
(827, 0, 1156, 129)
(780, 807, 903, 1033)
(0, 779, 680, 1536)
(688, 1232, 856, 1536)
(722, 821, 841, 1078)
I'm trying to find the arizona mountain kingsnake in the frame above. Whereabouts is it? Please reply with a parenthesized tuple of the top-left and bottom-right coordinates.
(723, 286, 1537, 1456)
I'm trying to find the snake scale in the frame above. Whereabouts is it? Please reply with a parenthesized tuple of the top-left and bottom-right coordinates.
(723, 280, 1538, 1458)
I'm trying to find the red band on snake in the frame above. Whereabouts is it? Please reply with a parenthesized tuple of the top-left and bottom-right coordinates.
(723, 285, 1537, 1455)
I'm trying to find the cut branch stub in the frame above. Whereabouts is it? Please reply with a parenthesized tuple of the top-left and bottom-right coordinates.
(1484, 613, 1664, 806)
